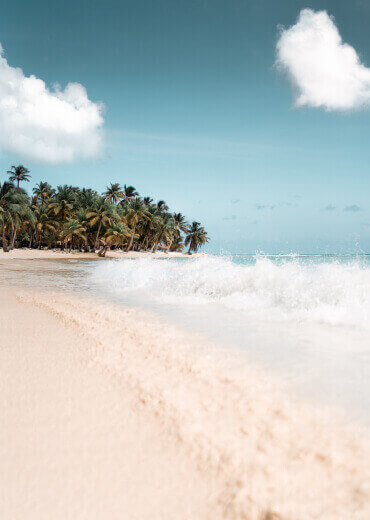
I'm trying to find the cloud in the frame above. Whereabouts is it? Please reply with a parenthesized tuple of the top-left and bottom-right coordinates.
(276, 9, 370, 111)
(344, 204, 362, 212)
(0, 44, 104, 163)
(323, 204, 336, 211)
(255, 204, 267, 210)
(223, 215, 237, 221)
(231, 198, 240, 204)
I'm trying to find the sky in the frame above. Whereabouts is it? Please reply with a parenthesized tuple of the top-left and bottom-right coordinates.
(0, 0, 369, 253)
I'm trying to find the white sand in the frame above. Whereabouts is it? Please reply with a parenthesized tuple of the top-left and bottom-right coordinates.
(0, 248, 201, 260)
(1, 277, 369, 520)
(0, 288, 218, 520)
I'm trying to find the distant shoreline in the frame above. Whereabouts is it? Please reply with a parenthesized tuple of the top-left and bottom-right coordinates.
(0, 248, 205, 260)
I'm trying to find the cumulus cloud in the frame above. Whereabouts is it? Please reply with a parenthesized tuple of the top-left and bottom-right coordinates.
(323, 204, 336, 211)
(0, 44, 104, 163)
(344, 204, 362, 212)
(223, 215, 237, 221)
(276, 9, 370, 111)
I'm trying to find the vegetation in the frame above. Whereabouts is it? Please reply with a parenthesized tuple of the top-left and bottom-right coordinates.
(0, 165, 209, 255)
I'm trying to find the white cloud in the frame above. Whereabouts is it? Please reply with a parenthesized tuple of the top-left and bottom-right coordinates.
(276, 9, 370, 111)
(0, 44, 104, 163)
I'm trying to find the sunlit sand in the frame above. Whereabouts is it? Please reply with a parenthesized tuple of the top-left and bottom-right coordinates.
(1, 258, 369, 519)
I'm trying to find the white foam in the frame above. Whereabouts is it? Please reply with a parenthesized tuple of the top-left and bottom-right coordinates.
(92, 255, 370, 329)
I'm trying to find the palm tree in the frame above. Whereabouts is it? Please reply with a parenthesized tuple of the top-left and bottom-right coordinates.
(152, 213, 175, 253)
(103, 183, 124, 204)
(33, 182, 54, 204)
(185, 222, 209, 254)
(173, 213, 189, 234)
(125, 198, 148, 251)
(77, 188, 99, 209)
(86, 200, 116, 250)
(157, 200, 169, 211)
(98, 222, 131, 257)
(168, 212, 189, 252)
(60, 218, 87, 252)
(170, 234, 185, 252)
(48, 185, 76, 221)
(7, 165, 31, 188)
(33, 206, 58, 248)
(0, 182, 31, 251)
(122, 184, 138, 204)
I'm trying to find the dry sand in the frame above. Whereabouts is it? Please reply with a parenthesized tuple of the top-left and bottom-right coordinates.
(0, 288, 217, 520)
(1, 256, 370, 519)
(0, 248, 201, 260)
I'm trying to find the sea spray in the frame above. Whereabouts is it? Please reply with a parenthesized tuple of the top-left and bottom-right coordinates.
(92, 255, 370, 329)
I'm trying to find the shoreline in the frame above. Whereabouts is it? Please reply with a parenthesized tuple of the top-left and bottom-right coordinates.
(0, 248, 205, 261)
(1, 267, 369, 519)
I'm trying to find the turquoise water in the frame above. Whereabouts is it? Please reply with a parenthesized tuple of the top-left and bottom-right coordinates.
(230, 253, 370, 266)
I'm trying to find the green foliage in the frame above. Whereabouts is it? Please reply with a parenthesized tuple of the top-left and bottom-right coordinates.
(1, 167, 209, 254)
(184, 222, 209, 254)
(7, 165, 31, 188)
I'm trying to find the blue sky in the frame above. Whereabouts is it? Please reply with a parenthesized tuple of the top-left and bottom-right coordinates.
(0, 0, 369, 253)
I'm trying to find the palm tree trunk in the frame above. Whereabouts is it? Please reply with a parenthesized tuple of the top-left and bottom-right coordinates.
(10, 228, 17, 250)
(2, 225, 9, 252)
(94, 220, 102, 250)
(187, 242, 192, 254)
(143, 236, 150, 250)
(126, 225, 136, 252)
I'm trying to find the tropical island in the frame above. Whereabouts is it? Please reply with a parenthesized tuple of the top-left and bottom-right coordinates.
(0, 165, 209, 256)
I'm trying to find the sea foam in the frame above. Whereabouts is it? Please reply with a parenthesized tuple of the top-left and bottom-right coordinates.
(92, 255, 370, 329)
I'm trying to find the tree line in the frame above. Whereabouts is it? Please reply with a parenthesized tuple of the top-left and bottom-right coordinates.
(0, 165, 209, 255)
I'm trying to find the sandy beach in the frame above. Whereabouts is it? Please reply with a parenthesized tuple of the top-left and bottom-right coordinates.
(0, 248, 202, 260)
(1, 1, 368, 517)
(1, 253, 370, 520)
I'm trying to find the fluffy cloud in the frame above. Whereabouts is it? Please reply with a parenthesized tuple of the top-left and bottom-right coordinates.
(276, 9, 370, 111)
(0, 44, 104, 163)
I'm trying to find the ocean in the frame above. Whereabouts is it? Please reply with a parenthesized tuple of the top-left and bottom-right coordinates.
(3, 253, 370, 423)
(89, 253, 370, 424)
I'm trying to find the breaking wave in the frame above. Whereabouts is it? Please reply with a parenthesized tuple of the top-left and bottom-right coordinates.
(92, 255, 370, 329)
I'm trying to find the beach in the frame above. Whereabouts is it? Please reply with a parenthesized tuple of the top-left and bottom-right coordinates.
(0, 248, 202, 260)
(1, 252, 370, 520)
